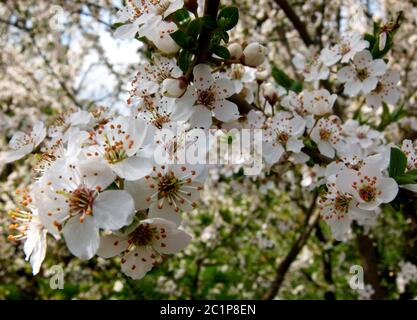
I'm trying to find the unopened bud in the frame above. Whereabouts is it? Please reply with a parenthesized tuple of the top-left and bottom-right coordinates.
(228, 43, 243, 60)
(242, 42, 266, 67)
(255, 64, 270, 81)
(162, 77, 187, 98)
(263, 83, 278, 105)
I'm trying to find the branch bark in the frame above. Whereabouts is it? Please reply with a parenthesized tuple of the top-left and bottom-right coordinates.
(356, 233, 385, 300)
(196, 0, 220, 64)
(274, 0, 314, 47)
(263, 193, 319, 299)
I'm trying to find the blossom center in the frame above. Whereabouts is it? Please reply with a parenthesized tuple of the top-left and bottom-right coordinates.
(334, 194, 351, 214)
(339, 43, 351, 55)
(69, 187, 96, 218)
(356, 68, 369, 81)
(358, 185, 377, 202)
(129, 223, 156, 246)
(158, 172, 181, 198)
(319, 128, 331, 141)
(277, 131, 289, 144)
(197, 89, 216, 107)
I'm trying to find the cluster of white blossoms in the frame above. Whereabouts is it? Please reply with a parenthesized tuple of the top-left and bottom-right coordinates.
(0, 1, 413, 279)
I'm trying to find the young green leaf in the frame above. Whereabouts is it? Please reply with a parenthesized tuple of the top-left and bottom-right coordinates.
(212, 45, 231, 59)
(388, 147, 407, 178)
(217, 6, 239, 31)
(178, 50, 193, 72)
(170, 30, 192, 48)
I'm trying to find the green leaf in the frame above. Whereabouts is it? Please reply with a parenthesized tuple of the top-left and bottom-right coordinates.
(217, 6, 239, 31)
(212, 45, 230, 59)
(187, 19, 202, 39)
(219, 30, 229, 44)
(170, 30, 192, 48)
(201, 15, 216, 29)
(389, 147, 407, 178)
(271, 67, 302, 93)
(378, 102, 405, 130)
(172, 8, 191, 27)
(178, 50, 193, 72)
(112, 22, 126, 29)
(394, 169, 417, 185)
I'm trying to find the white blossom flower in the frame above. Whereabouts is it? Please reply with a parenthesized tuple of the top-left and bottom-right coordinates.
(48, 108, 92, 142)
(310, 116, 344, 158)
(147, 21, 180, 54)
(293, 51, 329, 88)
(114, 0, 183, 41)
(251, 110, 306, 165)
(366, 69, 401, 108)
(342, 119, 381, 149)
(319, 181, 373, 240)
(37, 158, 135, 259)
(336, 163, 398, 210)
(84, 116, 153, 181)
(1, 121, 46, 163)
(8, 189, 47, 275)
(126, 164, 206, 225)
(337, 50, 387, 96)
(97, 217, 191, 279)
(320, 32, 369, 66)
(303, 89, 337, 116)
(177, 64, 239, 128)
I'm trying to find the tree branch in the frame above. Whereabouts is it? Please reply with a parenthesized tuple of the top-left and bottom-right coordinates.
(356, 233, 385, 299)
(263, 193, 319, 299)
(274, 0, 314, 47)
(196, 0, 220, 64)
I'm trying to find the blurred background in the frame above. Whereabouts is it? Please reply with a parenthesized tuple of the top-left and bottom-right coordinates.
(1, 0, 417, 299)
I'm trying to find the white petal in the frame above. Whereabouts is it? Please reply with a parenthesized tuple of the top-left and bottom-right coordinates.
(63, 215, 100, 260)
(125, 178, 154, 211)
(110, 156, 153, 181)
(114, 23, 137, 40)
(188, 105, 212, 128)
(212, 100, 240, 122)
(318, 141, 335, 158)
(353, 50, 372, 69)
(287, 137, 304, 153)
(193, 64, 214, 90)
(214, 78, 236, 99)
(148, 201, 182, 226)
(79, 158, 116, 190)
(121, 247, 155, 280)
(344, 80, 362, 96)
(378, 177, 398, 203)
(97, 234, 129, 258)
(93, 190, 135, 230)
(361, 77, 378, 94)
(337, 66, 355, 83)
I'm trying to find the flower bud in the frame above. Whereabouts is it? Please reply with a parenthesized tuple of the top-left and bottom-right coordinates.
(262, 83, 279, 105)
(228, 43, 243, 60)
(255, 64, 270, 81)
(162, 77, 187, 98)
(242, 42, 266, 67)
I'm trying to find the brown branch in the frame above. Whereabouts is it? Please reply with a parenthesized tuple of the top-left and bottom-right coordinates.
(196, 0, 220, 64)
(274, 0, 314, 47)
(262, 193, 319, 299)
(356, 233, 385, 300)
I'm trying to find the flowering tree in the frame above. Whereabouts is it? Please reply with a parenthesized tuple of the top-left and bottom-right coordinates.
(2, 0, 417, 300)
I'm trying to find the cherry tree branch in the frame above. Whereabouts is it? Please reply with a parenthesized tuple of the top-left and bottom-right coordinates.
(274, 0, 314, 47)
(356, 233, 385, 299)
(263, 193, 319, 299)
(196, 0, 220, 64)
